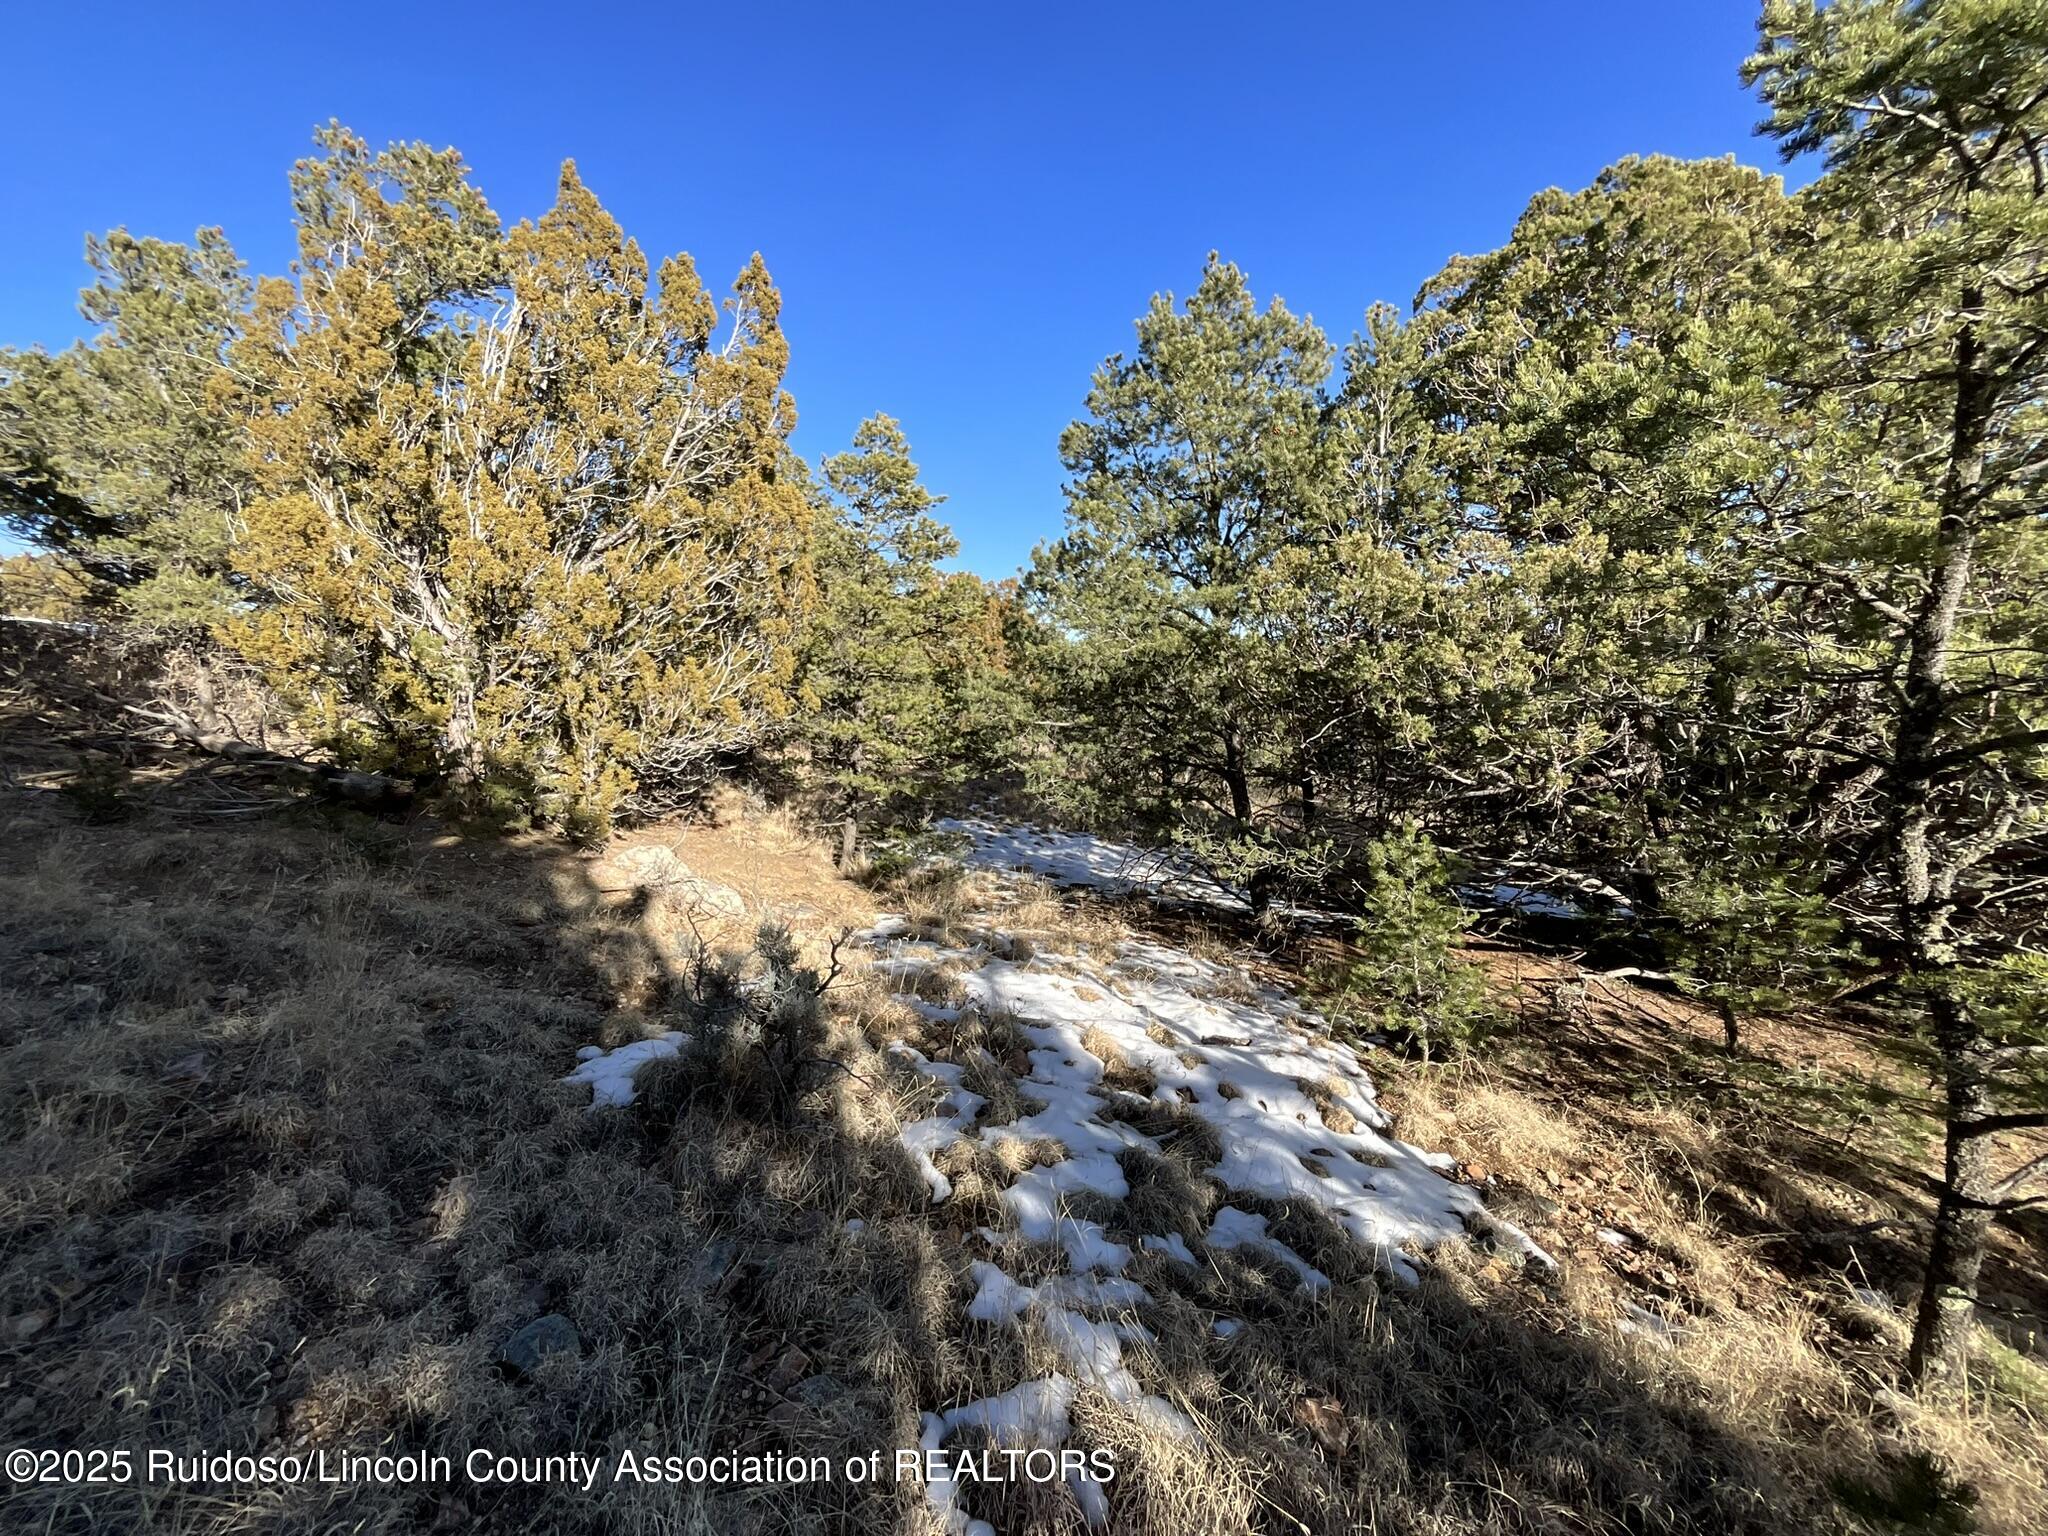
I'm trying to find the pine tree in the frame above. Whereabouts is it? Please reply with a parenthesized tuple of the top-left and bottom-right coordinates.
(1028, 255, 1339, 907)
(804, 414, 1005, 864)
(1748, 0, 2048, 1388)
(1411, 155, 1808, 901)
(1320, 821, 1494, 1062)
(0, 228, 253, 629)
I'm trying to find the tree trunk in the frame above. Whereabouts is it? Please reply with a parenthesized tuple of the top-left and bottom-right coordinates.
(1221, 728, 1273, 914)
(836, 743, 866, 870)
(1896, 293, 1991, 1387)
(1909, 1018, 1998, 1387)
(1221, 729, 1253, 828)
(1716, 997, 1740, 1054)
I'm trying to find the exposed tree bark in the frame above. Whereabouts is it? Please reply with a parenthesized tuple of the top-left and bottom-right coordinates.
(1220, 725, 1277, 914)
(1716, 997, 1740, 1054)
(1912, 1029, 2000, 1386)
(1898, 294, 1994, 1390)
(1221, 727, 1253, 828)
(123, 704, 413, 810)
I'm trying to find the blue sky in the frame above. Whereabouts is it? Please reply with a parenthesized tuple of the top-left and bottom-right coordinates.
(4, 2, 1790, 577)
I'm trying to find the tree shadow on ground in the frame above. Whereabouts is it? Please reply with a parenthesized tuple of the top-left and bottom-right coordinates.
(0, 712, 1994, 1536)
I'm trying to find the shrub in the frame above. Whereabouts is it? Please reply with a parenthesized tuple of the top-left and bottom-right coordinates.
(677, 922, 843, 1123)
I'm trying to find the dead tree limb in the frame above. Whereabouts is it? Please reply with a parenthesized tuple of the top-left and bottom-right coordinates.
(122, 704, 413, 810)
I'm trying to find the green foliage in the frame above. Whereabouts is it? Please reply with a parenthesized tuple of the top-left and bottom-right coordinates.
(1745, 1, 2048, 1380)
(1829, 1449, 1979, 1536)
(1026, 254, 1340, 905)
(858, 827, 973, 890)
(59, 756, 136, 825)
(0, 553, 94, 621)
(675, 922, 838, 1124)
(1412, 154, 1808, 884)
(1320, 823, 1494, 1061)
(803, 416, 1015, 860)
(229, 133, 815, 832)
(1656, 828, 1842, 1045)
(0, 228, 252, 629)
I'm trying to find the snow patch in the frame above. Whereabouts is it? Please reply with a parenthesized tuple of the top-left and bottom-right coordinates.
(936, 815, 1250, 911)
(561, 1031, 688, 1108)
(1206, 1205, 1333, 1292)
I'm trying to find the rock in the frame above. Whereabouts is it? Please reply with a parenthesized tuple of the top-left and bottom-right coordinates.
(769, 1372, 849, 1434)
(497, 1314, 581, 1377)
(687, 1238, 739, 1295)
(791, 1373, 845, 1409)
(5, 1309, 51, 1342)
(765, 1347, 811, 1391)
(604, 845, 746, 918)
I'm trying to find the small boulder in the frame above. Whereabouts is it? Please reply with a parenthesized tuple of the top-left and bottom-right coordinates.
(604, 845, 747, 918)
(497, 1314, 581, 1377)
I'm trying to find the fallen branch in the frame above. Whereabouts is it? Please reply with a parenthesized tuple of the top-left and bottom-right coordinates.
(122, 704, 413, 810)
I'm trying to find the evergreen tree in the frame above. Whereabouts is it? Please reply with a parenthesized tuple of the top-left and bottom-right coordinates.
(231, 132, 814, 837)
(0, 228, 253, 628)
(1412, 155, 1808, 900)
(1028, 255, 1338, 907)
(1320, 821, 1494, 1062)
(1265, 302, 1527, 874)
(805, 414, 1009, 864)
(1748, 0, 2048, 1387)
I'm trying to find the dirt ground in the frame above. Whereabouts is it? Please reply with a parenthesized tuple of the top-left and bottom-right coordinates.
(2, 630, 2044, 1535)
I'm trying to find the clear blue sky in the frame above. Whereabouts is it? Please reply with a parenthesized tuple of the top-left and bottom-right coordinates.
(4, 2, 1789, 577)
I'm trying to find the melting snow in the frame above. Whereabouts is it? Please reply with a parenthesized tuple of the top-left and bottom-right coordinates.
(561, 1031, 687, 1108)
(935, 815, 1251, 911)
(563, 817, 1542, 1535)
(1206, 1204, 1333, 1291)
(874, 818, 1545, 1534)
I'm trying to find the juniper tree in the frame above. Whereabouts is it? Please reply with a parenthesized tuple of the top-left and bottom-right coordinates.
(231, 132, 814, 836)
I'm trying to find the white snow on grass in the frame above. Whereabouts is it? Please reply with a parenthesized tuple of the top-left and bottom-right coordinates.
(561, 1031, 687, 1108)
(562, 816, 1542, 1535)
(935, 814, 1251, 911)
(905, 942, 1497, 1283)
(1206, 1204, 1332, 1291)
(887, 1042, 986, 1201)
(870, 818, 1547, 1535)
(920, 1376, 1105, 1535)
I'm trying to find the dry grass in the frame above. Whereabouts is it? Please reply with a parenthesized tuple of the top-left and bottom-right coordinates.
(0, 788, 954, 1535)
(5, 631, 2044, 1535)
(1371, 1025, 2048, 1536)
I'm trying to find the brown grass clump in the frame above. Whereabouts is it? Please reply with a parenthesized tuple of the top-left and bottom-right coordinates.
(1300, 1075, 1359, 1135)
(1364, 1023, 2048, 1536)
(1080, 1025, 1157, 1097)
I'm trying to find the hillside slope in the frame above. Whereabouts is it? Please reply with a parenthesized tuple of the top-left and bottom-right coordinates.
(1, 736, 2043, 1532)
